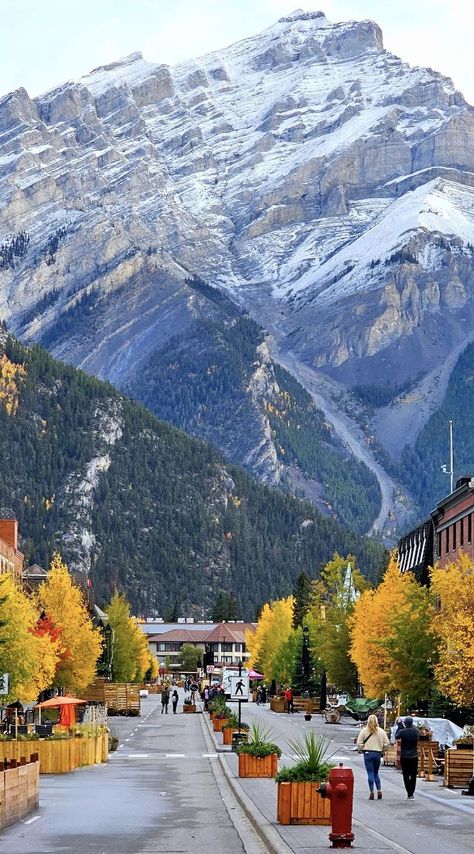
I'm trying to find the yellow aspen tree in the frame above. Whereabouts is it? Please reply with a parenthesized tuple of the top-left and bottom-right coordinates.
(0, 574, 59, 701)
(349, 556, 409, 697)
(106, 593, 149, 682)
(431, 552, 474, 706)
(246, 596, 294, 682)
(38, 553, 103, 693)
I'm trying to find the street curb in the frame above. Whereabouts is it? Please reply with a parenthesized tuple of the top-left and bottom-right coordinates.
(201, 713, 292, 854)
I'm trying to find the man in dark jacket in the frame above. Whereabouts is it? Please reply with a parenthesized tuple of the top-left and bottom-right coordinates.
(396, 716, 420, 798)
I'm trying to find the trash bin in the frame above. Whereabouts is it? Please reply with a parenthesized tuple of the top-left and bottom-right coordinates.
(231, 731, 248, 751)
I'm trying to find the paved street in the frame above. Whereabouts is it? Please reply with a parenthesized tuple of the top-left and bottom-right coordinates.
(2, 695, 474, 854)
(215, 702, 474, 854)
(0, 694, 251, 854)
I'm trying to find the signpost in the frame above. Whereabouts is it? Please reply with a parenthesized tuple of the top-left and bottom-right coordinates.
(0, 673, 9, 696)
(222, 665, 249, 735)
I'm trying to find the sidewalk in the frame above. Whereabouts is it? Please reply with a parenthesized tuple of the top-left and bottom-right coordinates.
(202, 705, 474, 854)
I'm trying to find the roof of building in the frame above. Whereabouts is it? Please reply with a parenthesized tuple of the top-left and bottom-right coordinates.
(22, 564, 48, 578)
(148, 622, 256, 644)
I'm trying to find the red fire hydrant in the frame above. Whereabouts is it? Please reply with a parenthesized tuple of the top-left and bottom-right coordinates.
(319, 763, 354, 848)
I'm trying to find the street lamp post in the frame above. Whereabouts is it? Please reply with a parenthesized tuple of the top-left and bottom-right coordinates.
(302, 625, 310, 693)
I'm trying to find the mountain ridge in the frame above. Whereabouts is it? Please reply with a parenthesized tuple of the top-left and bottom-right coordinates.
(1, 9, 473, 537)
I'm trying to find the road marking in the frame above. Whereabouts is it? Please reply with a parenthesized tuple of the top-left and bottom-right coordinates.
(127, 754, 149, 758)
(165, 753, 185, 757)
(202, 753, 218, 758)
(24, 815, 41, 825)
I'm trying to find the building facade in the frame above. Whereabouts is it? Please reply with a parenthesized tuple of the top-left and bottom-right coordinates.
(144, 621, 255, 672)
(398, 475, 474, 580)
(0, 519, 24, 582)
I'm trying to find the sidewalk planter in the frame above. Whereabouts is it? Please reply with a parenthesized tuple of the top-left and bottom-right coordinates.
(0, 757, 39, 831)
(445, 748, 474, 787)
(238, 752, 278, 777)
(183, 704, 196, 714)
(277, 781, 331, 825)
(270, 697, 285, 713)
(212, 717, 229, 732)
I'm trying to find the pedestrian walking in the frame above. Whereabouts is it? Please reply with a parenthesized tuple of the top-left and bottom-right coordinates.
(161, 687, 170, 714)
(261, 684, 267, 704)
(284, 686, 294, 713)
(171, 689, 179, 714)
(256, 685, 262, 705)
(357, 714, 389, 799)
(396, 716, 420, 799)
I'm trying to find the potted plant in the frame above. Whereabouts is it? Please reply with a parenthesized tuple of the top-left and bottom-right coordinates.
(183, 697, 196, 713)
(212, 704, 232, 732)
(417, 722, 433, 740)
(236, 722, 281, 777)
(221, 714, 249, 745)
(453, 728, 474, 749)
(276, 731, 334, 825)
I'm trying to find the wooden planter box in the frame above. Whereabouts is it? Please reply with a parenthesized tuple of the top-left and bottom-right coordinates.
(212, 717, 229, 732)
(277, 781, 331, 825)
(222, 727, 248, 745)
(270, 697, 286, 713)
(183, 705, 196, 714)
(238, 753, 278, 777)
(0, 735, 108, 775)
(445, 749, 474, 788)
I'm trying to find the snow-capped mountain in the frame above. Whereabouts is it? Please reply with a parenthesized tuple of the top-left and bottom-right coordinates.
(1, 9, 474, 534)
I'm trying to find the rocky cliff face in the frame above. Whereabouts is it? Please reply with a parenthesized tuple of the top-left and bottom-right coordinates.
(1, 9, 473, 531)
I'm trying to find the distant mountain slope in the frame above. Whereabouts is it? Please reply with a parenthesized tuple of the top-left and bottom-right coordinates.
(0, 331, 385, 617)
(126, 276, 381, 533)
(397, 342, 474, 517)
(1, 10, 474, 535)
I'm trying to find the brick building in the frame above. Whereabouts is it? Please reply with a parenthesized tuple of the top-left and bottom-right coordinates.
(0, 519, 24, 583)
(398, 475, 474, 579)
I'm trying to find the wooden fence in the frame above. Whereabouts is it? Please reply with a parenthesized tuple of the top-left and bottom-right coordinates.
(0, 734, 108, 774)
(83, 679, 141, 715)
(0, 757, 39, 830)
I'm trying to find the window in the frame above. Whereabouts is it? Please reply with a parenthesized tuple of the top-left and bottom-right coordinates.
(469, 514, 472, 544)
(445, 526, 449, 553)
(221, 643, 233, 652)
(437, 532, 441, 558)
(234, 643, 243, 652)
(453, 522, 457, 551)
(460, 518, 464, 547)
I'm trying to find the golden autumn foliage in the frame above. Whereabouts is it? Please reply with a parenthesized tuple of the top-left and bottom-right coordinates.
(107, 593, 150, 682)
(246, 596, 294, 682)
(349, 556, 438, 702)
(431, 552, 474, 706)
(0, 574, 60, 702)
(38, 553, 103, 693)
(0, 354, 26, 415)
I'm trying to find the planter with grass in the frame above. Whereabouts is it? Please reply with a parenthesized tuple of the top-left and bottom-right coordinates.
(183, 698, 196, 713)
(222, 715, 249, 745)
(276, 732, 334, 825)
(236, 722, 281, 777)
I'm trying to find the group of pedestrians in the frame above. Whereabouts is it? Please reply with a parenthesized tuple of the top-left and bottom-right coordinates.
(357, 714, 420, 800)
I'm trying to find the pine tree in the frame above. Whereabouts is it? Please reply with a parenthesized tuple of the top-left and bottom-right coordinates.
(292, 571, 312, 628)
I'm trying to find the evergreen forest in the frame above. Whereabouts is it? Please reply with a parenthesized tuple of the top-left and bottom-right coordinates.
(0, 332, 385, 618)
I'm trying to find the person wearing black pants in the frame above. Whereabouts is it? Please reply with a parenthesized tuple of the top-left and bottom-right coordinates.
(396, 716, 420, 799)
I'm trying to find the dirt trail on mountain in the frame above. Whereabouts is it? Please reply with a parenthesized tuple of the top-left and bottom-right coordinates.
(269, 342, 397, 536)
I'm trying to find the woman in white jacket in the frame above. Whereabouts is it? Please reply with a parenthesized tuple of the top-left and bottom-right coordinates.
(356, 714, 390, 799)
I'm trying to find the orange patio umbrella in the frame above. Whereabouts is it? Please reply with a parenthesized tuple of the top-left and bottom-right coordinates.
(35, 696, 86, 726)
